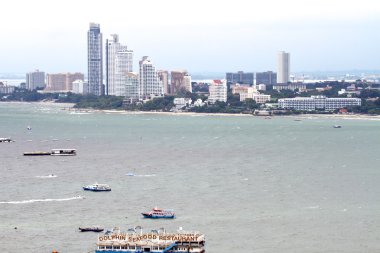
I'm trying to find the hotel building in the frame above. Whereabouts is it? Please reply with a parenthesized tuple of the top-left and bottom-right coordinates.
(139, 56, 163, 99)
(26, 70, 45, 91)
(278, 96, 361, 111)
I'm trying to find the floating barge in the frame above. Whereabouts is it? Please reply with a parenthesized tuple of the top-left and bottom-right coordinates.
(95, 228, 205, 253)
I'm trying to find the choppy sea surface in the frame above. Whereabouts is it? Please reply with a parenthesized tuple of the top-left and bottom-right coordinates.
(0, 102, 380, 253)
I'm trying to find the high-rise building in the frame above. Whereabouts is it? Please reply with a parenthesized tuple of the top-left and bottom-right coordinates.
(125, 72, 140, 100)
(256, 71, 277, 85)
(87, 23, 103, 95)
(157, 70, 169, 95)
(139, 56, 163, 99)
(72, 80, 88, 94)
(105, 34, 133, 96)
(277, 51, 290, 84)
(183, 75, 192, 93)
(226, 71, 254, 85)
(26, 70, 45, 90)
(170, 70, 190, 94)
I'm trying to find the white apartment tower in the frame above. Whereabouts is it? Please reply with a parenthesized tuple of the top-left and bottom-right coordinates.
(277, 51, 290, 84)
(208, 80, 227, 104)
(105, 34, 133, 96)
(87, 23, 103, 95)
(26, 70, 45, 90)
(139, 56, 163, 99)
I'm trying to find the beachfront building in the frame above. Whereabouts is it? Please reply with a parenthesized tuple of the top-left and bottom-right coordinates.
(208, 80, 227, 104)
(46, 73, 84, 92)
(125, 72, 140, 101)
(278, 95, 361, 111)
(26, 70, 45, 91)
(87, 23, 103, 95)
(105, 34, 133, 96)
(72, 80, 88, 94)
(0, 82, 16, 94)
(139, 56, 163, 99)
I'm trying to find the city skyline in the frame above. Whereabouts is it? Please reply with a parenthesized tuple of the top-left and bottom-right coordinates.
(1, 0, 380, 74)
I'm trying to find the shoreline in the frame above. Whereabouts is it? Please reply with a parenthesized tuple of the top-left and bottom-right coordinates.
(2, 101, 380, 120)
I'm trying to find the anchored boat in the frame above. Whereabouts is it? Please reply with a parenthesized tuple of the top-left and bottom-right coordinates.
(79, 226, 104, 232)
(95, 227, 205, 253)
(142, 207, 175, 219)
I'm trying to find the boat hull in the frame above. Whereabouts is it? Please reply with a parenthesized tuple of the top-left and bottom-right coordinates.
(83, 187, 111, 192)
(142, 213, 175, 219)
(23, 152, 51, 156)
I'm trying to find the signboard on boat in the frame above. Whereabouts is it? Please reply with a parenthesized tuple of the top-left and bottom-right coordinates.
(98, 233, 201, 242)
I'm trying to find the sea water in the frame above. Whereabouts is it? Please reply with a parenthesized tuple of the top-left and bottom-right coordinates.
(0, 102, 380, 252)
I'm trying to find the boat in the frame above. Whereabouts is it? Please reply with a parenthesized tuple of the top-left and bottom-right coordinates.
(83, 183, 111, 192)
(23, 151, 51, 156)
(79, 226, 104, 232)
(142, 207, 175, 219)
(23, 149, 77, 156)
(27, 126, 32, 130)
(50, 149, 77, 156)
(94, 227, 205, 253)
(333, 125, 342, 128)
(0, 138, 14, 143)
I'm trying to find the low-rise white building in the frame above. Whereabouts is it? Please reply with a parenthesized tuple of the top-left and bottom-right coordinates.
(278, 95, 361, 111)
(232, 84, 270, 104)
(208, 80, 227, 104)
(273, 82, 306, 91)
(72, 80, 88, 94)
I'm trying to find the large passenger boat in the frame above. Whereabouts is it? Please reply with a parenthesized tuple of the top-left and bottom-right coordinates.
(142, 207, 175, 219)
(95, 227, 205, 253)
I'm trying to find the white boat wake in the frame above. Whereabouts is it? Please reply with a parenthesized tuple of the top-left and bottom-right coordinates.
(0, 196, 85, 204)
(35, 174, 57, 178)
(126, 173, 156, 177)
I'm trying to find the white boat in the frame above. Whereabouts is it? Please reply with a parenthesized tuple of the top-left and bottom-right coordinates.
(83, 183, 111, 192)
(333, 125, 342, 128)
(0, 138, 14, 143)
(50, 149, 77, 156)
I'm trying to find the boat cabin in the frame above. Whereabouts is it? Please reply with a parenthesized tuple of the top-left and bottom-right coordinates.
(51, 149, 77, 156)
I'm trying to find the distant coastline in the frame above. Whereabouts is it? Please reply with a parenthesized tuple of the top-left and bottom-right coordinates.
(2, 101, 380, 120)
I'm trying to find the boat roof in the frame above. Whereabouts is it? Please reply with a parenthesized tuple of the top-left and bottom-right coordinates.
(51, 149, 76, 151)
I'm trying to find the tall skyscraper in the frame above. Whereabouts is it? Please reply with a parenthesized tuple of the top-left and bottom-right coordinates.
(26, 70, 45, 90)
(105, 34, 133, 96)
(139, 56, 163, 99)
(87, 23, 103, 95)
(277, 51, 290, 84)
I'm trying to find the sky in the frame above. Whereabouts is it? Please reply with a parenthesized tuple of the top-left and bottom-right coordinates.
(1, 0, 380, 75)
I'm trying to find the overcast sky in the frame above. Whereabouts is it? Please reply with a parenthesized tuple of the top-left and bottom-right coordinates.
(1, 0, 380, 75)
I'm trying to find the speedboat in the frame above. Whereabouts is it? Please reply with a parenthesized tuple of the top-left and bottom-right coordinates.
(333, 125, 342, 128)
(83, 183, 111, 192)
(79, 226, 104, 232)
(142, 207, 175, 219)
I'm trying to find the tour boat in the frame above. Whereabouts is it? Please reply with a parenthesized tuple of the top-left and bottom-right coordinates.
(142, 207, 175, 219)
(83, 183, 111, 192)
(94, 227, 205, 253)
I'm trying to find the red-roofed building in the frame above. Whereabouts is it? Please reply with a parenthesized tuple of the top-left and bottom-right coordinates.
(208, 80, 227, 104)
